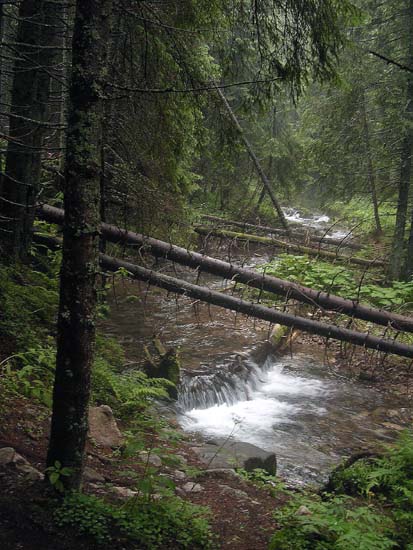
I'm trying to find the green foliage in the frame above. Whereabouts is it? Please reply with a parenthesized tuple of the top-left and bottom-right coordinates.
(270, 495, 396, 550)
(260, 255, 413, 310)
(272, 432, 413, 550)
(0, 263, 58, 349)
(1, 344, 56, 406)
(45, 460, 73, 493)
(237, 467, 286, 496)
(92, 347, 176, 421)
(54, 492, 215, 549)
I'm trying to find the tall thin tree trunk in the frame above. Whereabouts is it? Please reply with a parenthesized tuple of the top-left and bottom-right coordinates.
(46, 0, 112, 491)
(360, 92, 382, 234)
(0, 0, 59, 261)
(388, 0, 413, 280)
(215, 86, 291, 235)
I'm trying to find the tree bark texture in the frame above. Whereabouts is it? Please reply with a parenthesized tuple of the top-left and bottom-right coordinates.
(195, 226, 384, 268)
(37, 204, 413, 332)
(0, 0, 60, 261)
(46, 0, 112, 490)
(215, 85, 291, 234)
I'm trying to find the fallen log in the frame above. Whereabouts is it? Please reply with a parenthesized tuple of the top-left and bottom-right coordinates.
(32, 232, 413, 359)
(37, 204, 413, 332)
(195, 226, 384, 268)
(201, 214, 361, 250)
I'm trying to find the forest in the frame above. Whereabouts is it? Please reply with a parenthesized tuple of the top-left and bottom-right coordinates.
(1, 0, 413, 548)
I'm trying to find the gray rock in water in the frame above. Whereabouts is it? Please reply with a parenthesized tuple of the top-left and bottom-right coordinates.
(88, 405, 124, 449)
(192, 439, 277, 476)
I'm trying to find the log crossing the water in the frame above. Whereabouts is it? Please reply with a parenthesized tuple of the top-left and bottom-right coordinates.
(31, 231, 413, 359)
(36, 204, 413, 332)
(195, 226, 384, 268)
(201, 214, 361, 250)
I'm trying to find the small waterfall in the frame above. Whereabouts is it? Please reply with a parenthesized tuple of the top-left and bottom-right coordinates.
(178, 355, 274, 411)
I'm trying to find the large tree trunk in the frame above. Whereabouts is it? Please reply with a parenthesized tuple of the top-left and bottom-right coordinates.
(0, 0, 59, 261)
(215, 86, 291, 235)
(38, 204, 413, 332)
(46, 0, 112, 491)
(388, 0, 413, 280)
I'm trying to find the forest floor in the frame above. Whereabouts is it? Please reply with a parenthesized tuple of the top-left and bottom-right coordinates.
(0, 392, 289, 550)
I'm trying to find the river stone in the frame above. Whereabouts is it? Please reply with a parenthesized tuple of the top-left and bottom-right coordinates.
(192, 439, 277, 476)
(88, 405, 124, 448)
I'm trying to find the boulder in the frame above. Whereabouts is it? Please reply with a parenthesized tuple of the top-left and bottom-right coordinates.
(192, 439, 277, 476)
(139, 451, 162, 468)
(182, 482, 203, 493)
(0, 447, 43, 480)
(88, 405, 124, 448)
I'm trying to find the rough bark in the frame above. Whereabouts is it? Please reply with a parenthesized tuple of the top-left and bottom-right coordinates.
(37, 204, 413, 332)
(215, 85, 291, 234)
(195, 226, 384, 268)
(201, 214, 361, 249)
(389, 0, 413, 280)
(46, 0, 112, 490)
(0, 0, 60, 261)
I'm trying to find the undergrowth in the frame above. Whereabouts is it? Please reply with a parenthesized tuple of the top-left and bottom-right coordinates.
(271, 431, 413, 549)
(259, 255, 413, 310)
(54, 492, 215, 549)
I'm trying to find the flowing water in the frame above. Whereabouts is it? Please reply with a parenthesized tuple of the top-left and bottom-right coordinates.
(102, 220, 410, 485)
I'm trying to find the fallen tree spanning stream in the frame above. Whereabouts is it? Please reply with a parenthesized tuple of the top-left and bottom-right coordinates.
(37, 204, 413, 333)
(33, 231, 413, 358)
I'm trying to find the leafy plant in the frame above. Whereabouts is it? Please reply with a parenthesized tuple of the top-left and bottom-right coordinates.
(54, 492, 215, 549)
(45, 461, 73, 492)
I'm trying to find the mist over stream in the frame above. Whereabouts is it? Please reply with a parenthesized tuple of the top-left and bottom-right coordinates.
(102, 208, 410, 485)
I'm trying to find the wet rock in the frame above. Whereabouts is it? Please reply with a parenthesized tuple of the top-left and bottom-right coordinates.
(88, 405, 124, 448)
(139, 451, 162, 468)
(84, 467, 105, 483)
(182, 482, 203, 493)
(192, 439, 277, 476)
